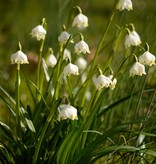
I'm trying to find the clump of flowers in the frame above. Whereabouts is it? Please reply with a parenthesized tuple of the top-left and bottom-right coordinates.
(1, 3, 156, 164)
(93, 75, 112, 90)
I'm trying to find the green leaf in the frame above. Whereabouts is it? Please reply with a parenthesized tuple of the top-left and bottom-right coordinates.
(74, 123, 128, 163)
(20, 107, 36, 133)
(89, 145, 139, 164)
(0, 86, 16, 105)
(0, 121, 17, 143)
(0, 143, 15, 164)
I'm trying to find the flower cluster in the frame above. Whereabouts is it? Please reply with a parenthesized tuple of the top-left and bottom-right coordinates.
(93, 74, 117, 90)
(10, 4, 156, 125)
(130, 50, 155, 77)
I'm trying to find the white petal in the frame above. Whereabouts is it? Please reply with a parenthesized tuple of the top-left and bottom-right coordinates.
(11, 51, 29, 64)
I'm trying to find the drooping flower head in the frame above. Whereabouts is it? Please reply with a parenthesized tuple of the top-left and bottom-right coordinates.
(63, 48, 71, 61)
(93, 75, 112, 90)
(30, 25, 46, 41)
(11, 50, 29, 64)
(74, 40, 90, 55)
(139, 51, 155, 67)
(130, 62, 146, 77)
(125, 30, 141, 48)
(46, 54, 57, 67)
(72, 13, 88, 28)
(116, 0, 133, 11)
(58, 104, 78, 120)
(108, 75, 117, 90)
(58, 30, 71, 45)
(45, 48, 57, 67)
(63, 63, 79, 76)
(75, 57, 87, 70)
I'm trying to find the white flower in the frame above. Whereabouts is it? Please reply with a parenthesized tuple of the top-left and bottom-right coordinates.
(139, 51, 155, 66)
(137, 134, 145, 145)
(63, 48, 71, 60)
(46, 54, 57, 67)
(58, 104, 78, 120)
(130, 62, 146, 77)
(75, 57, 87, 70)
(116, 0, 133, 11)
(63, 63, 79, 76)
(58, 31, 71, 45)
(93, 75, 112, 90)
(30, 25, 46, 41)
(72, 13, 88, 28)
(108, 75, 117, 90)
(74, 40, 90, 54)
(11, 50, 29, 64)
(125, 31, 141, 48)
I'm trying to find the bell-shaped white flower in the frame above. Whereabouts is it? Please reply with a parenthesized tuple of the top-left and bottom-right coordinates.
(108, 75, 117, 90)
(58, 31, 71, 45)
(130, 62, 146, 77)
(72, 13, 88, 28)
(137, 134, 145, 145)
(58, 104, 78, 120)
(30, 25, 46, 41)
(139, 51, 155, 66)
(93, 75, 112, 90)
(125, 30, 141, 48)
(74, 40, 90, 55)
(11, 50, 29, 64)
(63, 63, 79, 76)
(75, 57, 87, 70)
(116, 0, 133, 11)
(46, 54, 57, 67)
(63, 48, 71, 61)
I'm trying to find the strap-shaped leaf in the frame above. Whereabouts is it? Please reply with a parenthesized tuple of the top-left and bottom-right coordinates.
(0, 143, 15, 164)
(20, 107, 36, 133)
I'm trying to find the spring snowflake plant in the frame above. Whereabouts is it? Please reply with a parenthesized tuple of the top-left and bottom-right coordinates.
(1, 1, 156, 164)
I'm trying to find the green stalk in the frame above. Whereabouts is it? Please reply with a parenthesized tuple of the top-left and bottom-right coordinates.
(53, 45, 64, 100)
(32, 120, 49, 164)
(36, 39, 45, 101)
(91, 7, 116, 69)
(81, 89, 100, 149)
(66, 76, 73, 99)
(16, 63, 20, 135)
(80, 5, 117, 107)
(32, 99, 61, 164)
(134, 68, 149, 119)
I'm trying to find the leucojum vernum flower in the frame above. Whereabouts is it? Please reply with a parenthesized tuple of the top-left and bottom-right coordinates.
(1, 1, 156, 164)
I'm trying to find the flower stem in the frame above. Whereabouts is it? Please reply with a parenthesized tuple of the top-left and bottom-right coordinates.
(67, 76, 73, 99)
(36, 39, 45, 101)
(91, 7, 116, 69)
(80, 5, 116, 107)
(32, 100, 60, 164)
(16, 63, 20, 135)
